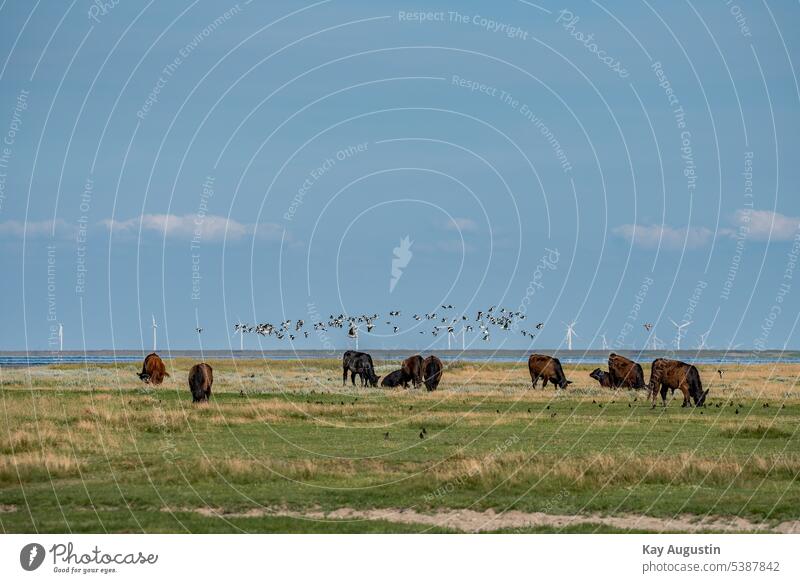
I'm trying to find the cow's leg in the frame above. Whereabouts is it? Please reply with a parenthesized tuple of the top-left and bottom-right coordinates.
(343, 366, 348, 386)
(351, 371, 357, 386)
(660, 384, 668, 407)
(680, 385, 691, 407)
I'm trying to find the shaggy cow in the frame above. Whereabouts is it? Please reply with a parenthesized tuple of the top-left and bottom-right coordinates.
(401, 355, 424, 388)
(589, 368, 613, 388)
(422, 355, 443, 391)
(608, 353, 646, 389)
(188, 363, 213, 403)
(528, 354, 572, 389)
(342, 350, 380, 387)
(648, 358, 708, 408)
(138, 353, 169, 385)
(381, 369, 411, 388)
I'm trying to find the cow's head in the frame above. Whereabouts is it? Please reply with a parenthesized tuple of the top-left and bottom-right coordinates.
(138, 372, 150, 383)
(693, 388, 709, 407)
(368, 373, 381, 387)
(589, 368, 604, 383)
(559, 378, 572, 390)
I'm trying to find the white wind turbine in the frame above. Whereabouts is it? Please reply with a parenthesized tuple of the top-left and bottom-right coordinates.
(58, 323, 63, 352)
(151, 315, 158, 352)
(600, 333, 608, 351)
(563, 321, 578, 350)
(234, 317, 245, 351)
(696, 330, 711, 350)
(669, 319, 692, 350)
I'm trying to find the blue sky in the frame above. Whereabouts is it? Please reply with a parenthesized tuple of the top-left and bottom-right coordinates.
(0, 0, 798, 351)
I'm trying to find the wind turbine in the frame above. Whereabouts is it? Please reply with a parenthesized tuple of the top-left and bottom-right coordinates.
(696, 330, 710, 350)
(58, 323, 63, 352)
(563, 321, 578, 350)
(234, 317, 245, 351)
(600, 333, 608, 351)
(669, 319, 692, 350)
(151, 315, 158, 352)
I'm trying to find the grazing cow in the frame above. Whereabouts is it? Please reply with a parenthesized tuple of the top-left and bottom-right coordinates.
(648, 358, 708, 408)
(589, 368, 613, 388)
(402, 355, 424, 388)
(188, 363, 213, 403)
(528, 354, 572, 389)
(138, 353, 169, 385)
(342, 351, 380, 387)
(422, 355, 444, 391)
(608, 353, 646, 389)
(381, 369, 411, 388)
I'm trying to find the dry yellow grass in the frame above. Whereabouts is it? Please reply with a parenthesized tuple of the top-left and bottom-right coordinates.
(1, 358, 797, 401)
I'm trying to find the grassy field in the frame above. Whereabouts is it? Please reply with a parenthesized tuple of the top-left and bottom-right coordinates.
(1, 357, 798, 533)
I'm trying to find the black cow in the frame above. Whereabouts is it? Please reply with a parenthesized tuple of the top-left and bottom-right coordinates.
(342, 350, 380, 387)
(381, 369, 411, 388)
(589, 368, 613, 388)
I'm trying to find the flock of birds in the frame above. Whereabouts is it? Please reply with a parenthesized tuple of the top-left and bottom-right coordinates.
(231, 304, 551, 344)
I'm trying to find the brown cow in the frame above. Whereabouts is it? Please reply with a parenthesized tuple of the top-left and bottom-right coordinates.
(608, 353, 646, 389)
(422, 355, 443, 391)
(138, 353, 169, 385)
(188, 363, 213, 403)
(589, 368, 613, 388)
(528, 354, 571, 389)
(402, 355, 424, 388)
(648, 358, 707, 408)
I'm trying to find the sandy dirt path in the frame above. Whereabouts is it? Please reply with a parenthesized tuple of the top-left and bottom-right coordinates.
(175, 506, 800, 533)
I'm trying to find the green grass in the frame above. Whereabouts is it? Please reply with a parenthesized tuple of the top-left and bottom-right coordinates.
(1, 359, 799, 533)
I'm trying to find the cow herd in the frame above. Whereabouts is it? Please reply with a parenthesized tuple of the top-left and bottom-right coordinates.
(531, 352, 708, 408)
(137, 350, 708, 409)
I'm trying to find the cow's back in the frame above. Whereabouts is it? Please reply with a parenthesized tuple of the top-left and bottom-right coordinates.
(528, 354, 559, 377)
(142, 353, 167, 385)
(650, 358, 692, 388)
(608, 353, 644, 388)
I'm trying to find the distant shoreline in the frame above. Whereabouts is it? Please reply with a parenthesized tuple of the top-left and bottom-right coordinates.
(1, 349, 798, 367)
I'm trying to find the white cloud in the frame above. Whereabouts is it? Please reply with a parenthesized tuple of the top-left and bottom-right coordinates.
(732, 209, 800, 241)
(613, 223, 713, 249)
(101, 213, 284, 242)
(444, 217, 478, 232)
(0, 218, 73, 239)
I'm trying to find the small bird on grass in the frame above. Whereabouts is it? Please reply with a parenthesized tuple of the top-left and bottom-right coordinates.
(384, 432, 389, 440)
(422, 427, 427, 435)
(419, 431, 425, 439)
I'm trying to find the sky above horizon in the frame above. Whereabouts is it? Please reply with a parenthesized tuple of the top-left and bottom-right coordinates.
(0, 0, 798, 352)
